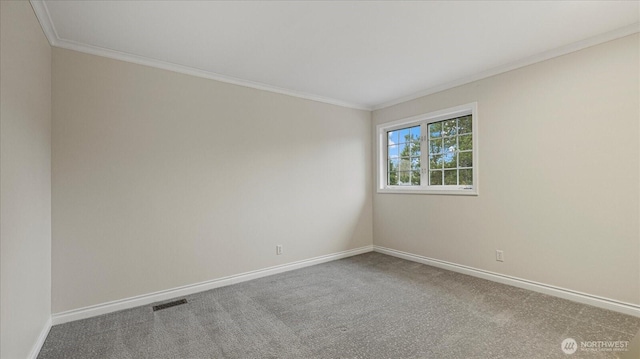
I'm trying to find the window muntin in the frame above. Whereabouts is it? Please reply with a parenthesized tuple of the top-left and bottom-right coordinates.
(387, 125, 421, 186)
(377, 103, 477, 195)
(427, 115, 472, 187)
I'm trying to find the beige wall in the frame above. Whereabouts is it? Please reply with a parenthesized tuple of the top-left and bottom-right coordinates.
(373, 34, 640, 305)
(52, 48, 372, 313)
(1, 1, 52, 358)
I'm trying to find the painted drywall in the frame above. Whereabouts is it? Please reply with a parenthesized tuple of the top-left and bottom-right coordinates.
(621, 330, 640, 359)
(373, 34, 640, 305)
(52, 48, 372, 313)
(0, 1, 52, 358)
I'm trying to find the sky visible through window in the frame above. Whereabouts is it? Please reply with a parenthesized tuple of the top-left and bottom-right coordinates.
(387, 125, 421, 186)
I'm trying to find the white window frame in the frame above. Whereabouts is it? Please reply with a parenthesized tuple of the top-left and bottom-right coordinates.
(376, 102, 478, 195)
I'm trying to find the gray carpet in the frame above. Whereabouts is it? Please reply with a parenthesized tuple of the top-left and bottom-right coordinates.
(38, 252, 640, 359)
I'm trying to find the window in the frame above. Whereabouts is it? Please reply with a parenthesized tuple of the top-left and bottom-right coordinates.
(377, 103, 478, 195)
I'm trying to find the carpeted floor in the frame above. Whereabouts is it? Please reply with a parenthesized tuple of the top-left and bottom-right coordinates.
(38, 252, 639, 358)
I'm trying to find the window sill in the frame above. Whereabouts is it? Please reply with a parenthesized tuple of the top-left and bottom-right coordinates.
(377, 187, 478, 196)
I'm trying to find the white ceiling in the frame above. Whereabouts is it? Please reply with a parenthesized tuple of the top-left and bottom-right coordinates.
(34, 1, 639, 110)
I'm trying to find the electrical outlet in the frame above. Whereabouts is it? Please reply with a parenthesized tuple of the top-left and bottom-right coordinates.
(496, 250, 504, 262)
(276, 245, 283, 255)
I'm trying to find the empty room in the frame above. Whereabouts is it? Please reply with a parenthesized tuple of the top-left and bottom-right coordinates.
(2, 1, 640, 358)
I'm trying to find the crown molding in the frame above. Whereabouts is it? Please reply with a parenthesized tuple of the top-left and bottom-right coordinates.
(373, 22, 640, 111)
(30, 0, 58, 46)
(53, 37, 371, 111)
(30, 0, 639, 113)
(29, 2, 370, 111)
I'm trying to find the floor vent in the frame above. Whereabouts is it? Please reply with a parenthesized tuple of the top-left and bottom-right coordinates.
(153, 299, 187, 311)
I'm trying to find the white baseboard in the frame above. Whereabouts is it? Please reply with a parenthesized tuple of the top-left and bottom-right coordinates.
(28, 317, 52, 359)
(374, 245, 640, 318)
(52, 245, 373, 325)
(50, 243, 640, 327)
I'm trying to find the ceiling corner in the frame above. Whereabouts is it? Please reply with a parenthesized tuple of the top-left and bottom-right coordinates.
(30, 0, 58, 46)
(371, 22, 640, 112)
